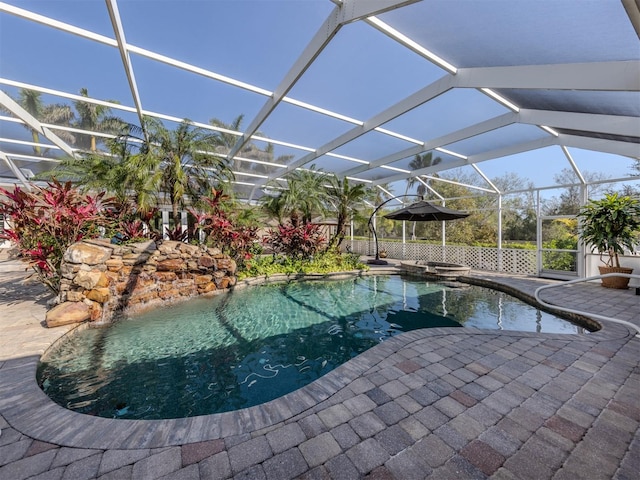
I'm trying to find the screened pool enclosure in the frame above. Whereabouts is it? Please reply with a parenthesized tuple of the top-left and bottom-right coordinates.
(0, 0, 638, 280)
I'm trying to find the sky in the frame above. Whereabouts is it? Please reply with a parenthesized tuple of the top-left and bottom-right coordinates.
(0, 0, 638, 199)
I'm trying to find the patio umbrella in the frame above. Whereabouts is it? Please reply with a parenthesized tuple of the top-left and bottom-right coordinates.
(384, 200, 470, 222)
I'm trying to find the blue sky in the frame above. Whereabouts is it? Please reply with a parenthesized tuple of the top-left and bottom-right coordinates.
(0, 0, 638, 198)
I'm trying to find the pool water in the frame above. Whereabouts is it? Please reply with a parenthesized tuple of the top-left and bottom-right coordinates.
(38, 275, 583, 419)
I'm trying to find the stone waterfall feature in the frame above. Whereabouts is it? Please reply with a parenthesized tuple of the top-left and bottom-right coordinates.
(45, 239, 237, 327)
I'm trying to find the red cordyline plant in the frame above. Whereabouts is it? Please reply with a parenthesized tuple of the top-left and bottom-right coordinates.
(102, 200, 160, 243)
(0, 180, 109, 294)
(263, 223, 325, 260)
(188, 188, 258, 264)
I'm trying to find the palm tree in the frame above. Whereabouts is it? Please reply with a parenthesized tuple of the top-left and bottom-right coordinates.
(406, 152, 442, 239)
(406, 152, 442, 199)
(49, 118, 232, 219)
(47, 124, 160, 214)
(280, 165, 329, 226)
(325, 177, 368, 248)
(142, 117, 234, 220)
(3, 89, 74, 155)
(73, 88, 125, 152)
(209, 114, 244, 153)
(260, 192, 286, 226)
(210, 115, 283, 177)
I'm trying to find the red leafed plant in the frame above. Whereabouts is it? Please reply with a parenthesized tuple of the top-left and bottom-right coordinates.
(103, 199, 160, 243)
(0, 180, 109, 293)
(188, 188, 258, 264)
(263, 223, 325, 260)
(164, 223, 190, 242)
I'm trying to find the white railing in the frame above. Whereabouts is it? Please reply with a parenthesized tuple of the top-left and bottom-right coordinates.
(534, 274, 640, 337)
(350, 239, 537, 275)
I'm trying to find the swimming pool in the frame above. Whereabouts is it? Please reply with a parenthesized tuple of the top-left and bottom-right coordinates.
(38, 275, 583, 420)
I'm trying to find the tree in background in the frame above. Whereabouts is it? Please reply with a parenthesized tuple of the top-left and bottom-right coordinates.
(49, 117, 235, 232)
(2, 88, 75, 155)
(543, 168, 610, 216)
(620, 160, 640, 196)
(406, 152, 442, 199)
(352, 183, 394, 238)
(491, 173, 537, 242)
(209, 115, 285, 178)
(209, 114, 244, 152)
(73, 88, 125, 152)
(325, 176, 368, 248)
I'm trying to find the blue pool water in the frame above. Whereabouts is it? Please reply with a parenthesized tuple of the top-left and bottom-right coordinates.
(38, 275, 583, 419)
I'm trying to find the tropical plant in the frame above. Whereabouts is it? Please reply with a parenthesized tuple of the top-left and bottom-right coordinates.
(577, 193, 640, 268)
(263, 223, 325, 260)
(259, 191, 287, 225)
(265, 165, 328, 227)
(101, 198, 160, 243)
(405, 152, 443, 239)
(164, 224, 190, 242)
(0, 180, 108, 293)
(240, 249, 366, 279)
(46, 124, 161, 215)
(325, 176, 368, 248)
(73, 88, 125, 152)
(142, 117, 234, 221)
(189, 188, 258, 265)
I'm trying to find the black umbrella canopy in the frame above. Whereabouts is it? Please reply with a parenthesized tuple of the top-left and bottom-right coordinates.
(384, 200, 470, 222)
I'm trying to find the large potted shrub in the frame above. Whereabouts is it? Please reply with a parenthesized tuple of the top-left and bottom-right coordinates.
(577, 193, 640, 288)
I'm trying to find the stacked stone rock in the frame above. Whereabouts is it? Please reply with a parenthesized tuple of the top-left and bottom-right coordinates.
(45, 239, 237, 327)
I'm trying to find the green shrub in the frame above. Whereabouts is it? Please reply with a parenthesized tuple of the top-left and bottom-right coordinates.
(239, 250, 367, 279)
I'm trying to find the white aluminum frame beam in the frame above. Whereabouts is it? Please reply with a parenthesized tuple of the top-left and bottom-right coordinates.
(375, 136, 559, 186)
(561, 146, 586, 185)
(557, 134, 640, 159)
(0, 5, 425, 150)
(453, 61, 640, 91)
(0, 91, 76, 158)
(227, 0, 421, 160)
(0, 150, 31, 189)
(470, 164, 500, 194)
(263, 74, 457, 182)
(622, 0, 640, 38)
(105, 0, 146, 136)
(518, 110, 640, 138)
(341, 112, 518, 179)
(0, 2, 116, 46)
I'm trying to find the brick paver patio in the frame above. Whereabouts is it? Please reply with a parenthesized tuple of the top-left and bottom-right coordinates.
(1, 258, 638, 479)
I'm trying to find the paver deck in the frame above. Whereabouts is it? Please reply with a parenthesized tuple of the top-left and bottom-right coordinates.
(1, 257, 638, 479)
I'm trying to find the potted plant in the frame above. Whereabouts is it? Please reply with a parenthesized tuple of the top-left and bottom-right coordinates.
(577, 193, 640, 288)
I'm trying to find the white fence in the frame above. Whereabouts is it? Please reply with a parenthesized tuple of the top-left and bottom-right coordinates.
(350, 240, 538, 275)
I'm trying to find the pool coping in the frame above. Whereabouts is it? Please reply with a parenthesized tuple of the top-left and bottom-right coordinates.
(1, 271, 635, 451)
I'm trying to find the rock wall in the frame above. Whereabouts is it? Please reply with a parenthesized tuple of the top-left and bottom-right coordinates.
(45, 239, 237, 327)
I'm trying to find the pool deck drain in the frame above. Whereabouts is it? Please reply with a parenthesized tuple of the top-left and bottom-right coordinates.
(0, 258, 638, 479)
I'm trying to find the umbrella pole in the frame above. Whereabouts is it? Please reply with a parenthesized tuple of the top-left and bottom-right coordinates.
(367, 215, 385, 264)
(366, 194, 421, 265)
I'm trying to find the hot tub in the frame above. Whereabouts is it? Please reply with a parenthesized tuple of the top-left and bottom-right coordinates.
(400, 261, 471, 279)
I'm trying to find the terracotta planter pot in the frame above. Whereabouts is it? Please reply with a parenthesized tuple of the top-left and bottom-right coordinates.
(598, 266, 634, 289)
